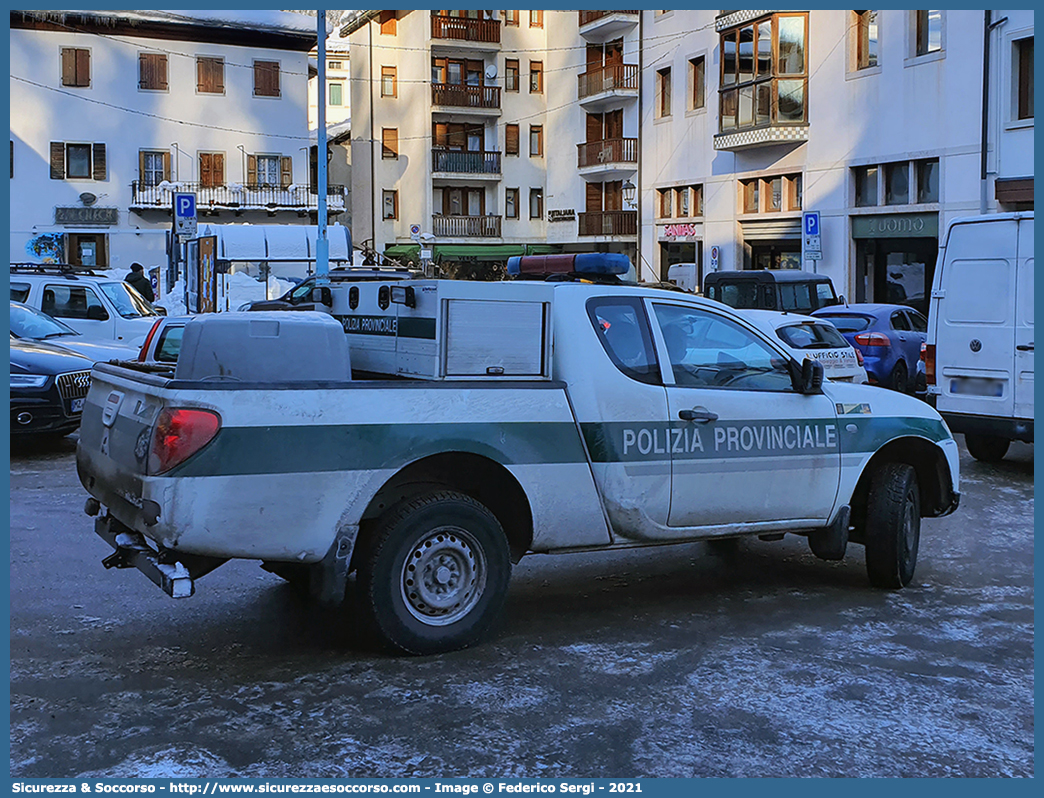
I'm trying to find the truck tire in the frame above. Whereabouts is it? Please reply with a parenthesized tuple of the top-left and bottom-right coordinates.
(358, 490, 511, 655)
(864, 463, 920, 589)
(964, 433, 1010, 463)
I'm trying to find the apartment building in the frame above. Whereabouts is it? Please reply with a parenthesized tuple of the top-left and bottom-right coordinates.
(641, 9, 1034, 310)
(9, 10, 334, 271)
(308, 31, 352, 217)
(342, 9, 640, 273)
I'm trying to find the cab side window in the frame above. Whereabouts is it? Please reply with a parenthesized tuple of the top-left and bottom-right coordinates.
(11, 283, 30, 302)
(890, 311, 910, 331)
(44, 284, 109, 321)
(906, 310, 928, 333)
(653, 302, 793, 392)
(586, 296, 660, 385)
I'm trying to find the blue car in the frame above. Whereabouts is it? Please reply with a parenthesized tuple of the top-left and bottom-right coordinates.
(811, 303, 928, 394)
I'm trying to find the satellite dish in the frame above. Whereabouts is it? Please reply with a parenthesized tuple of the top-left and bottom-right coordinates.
(485, 63, 497, 80)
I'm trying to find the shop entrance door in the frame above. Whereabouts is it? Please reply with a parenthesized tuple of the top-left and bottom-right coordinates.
(856, 238, 937, 317)
(750, 242, 800, 270)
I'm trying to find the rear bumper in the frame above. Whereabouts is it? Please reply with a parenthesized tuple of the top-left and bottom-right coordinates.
(941, 413, 1033, 443)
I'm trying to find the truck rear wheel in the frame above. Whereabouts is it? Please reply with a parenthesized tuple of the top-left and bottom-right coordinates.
(864, 463, 920, 589)
(964, 433, 1010, 463)
(358, 490, 511, 655)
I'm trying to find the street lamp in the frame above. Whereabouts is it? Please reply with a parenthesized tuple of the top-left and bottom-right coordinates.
(623, 179, 637, 208)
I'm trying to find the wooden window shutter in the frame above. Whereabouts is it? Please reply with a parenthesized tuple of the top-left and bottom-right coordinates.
(213, 153, 224, 186)
(199, 153, 212, 187)
(433, 122, 448, 147)
(76, 49, 90, 85)
(162, 151, 171, 181)
(198, 58, 224, 93)
(139, 54, 168, 90)
(247, 154, 257, 185)
(586, 181, 603, 212)
(50, 142, 65, 179)
(586, 113, 603, 142)
(505, 124, 519, 155)
(379, 10, 396, 35)
(280, 156, 293, 188)
(382, 128, 398, 158)
(61, 49, 76, 86)
(606, 110, 623, 140)
(92, 144, 106, 180)
(255, 61, 279, 96)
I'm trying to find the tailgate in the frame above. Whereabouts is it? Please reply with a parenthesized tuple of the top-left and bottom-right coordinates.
(76, 363, 172, 529)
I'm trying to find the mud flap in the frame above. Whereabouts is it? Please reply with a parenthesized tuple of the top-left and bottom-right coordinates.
(808, 505, 850, 561)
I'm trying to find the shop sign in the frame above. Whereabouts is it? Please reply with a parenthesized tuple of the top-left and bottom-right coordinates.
(851, 213, 938, 239)
(662, 223, 698, 239)
(54, 206, 118, 226)
(547, 209, 575, 222)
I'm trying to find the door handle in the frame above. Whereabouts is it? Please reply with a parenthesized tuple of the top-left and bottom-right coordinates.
(1017, 343, 1034, 351)
(679, 409, 718, 423)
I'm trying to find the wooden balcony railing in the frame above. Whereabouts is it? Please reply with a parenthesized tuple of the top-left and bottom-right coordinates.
(578, 210, 637, 237)
(578, 63, 639, 99)
(578, 10, 640, 27)
(432, 82, 501, 109)
(431, 14, 501, 43)
(432, 149, 502, 174)
(130, 181, 345, 210)
(433, 215, 502, 237)
(577, 138, 638, 169)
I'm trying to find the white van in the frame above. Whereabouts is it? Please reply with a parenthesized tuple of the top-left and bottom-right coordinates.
(926, 213, 1033, 461)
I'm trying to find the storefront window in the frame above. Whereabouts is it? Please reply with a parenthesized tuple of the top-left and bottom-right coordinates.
(916, 159, 939, 203)
(855, 166, 879, 207)
(885, 162, 910, 205)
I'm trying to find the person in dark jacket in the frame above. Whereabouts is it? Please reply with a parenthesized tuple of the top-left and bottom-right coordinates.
(125, 262, 155, 303)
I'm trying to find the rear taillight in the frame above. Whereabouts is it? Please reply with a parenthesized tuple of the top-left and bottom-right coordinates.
(854, 348, 864, 366)
(925, 343, 936, 385)
(139, 319, 164, 362)
(854, 332, 891, 347)
(148, 408, 221, 475)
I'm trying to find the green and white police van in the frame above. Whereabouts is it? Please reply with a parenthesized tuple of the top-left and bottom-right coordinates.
(76, 254, 960, 655)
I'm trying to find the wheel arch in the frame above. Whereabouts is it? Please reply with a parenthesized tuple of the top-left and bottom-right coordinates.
(352, 451, 534, 569)
(849, 436, 955, 540)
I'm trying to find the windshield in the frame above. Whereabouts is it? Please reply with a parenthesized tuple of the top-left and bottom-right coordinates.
(777, 322, 850, 349)
(816, 314, 872, 333)
(9, 302, 79, 339)
(98, 282, 159, 319)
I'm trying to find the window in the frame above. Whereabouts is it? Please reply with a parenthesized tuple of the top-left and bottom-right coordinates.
(379, 10, 396, 35)
(11, 282, 30, 302)
(676, 187, 691, 217)
(140, 150, 170, 187)
(382, 128, 398, 159)
(505, 59, 519, 92)
(50, 142, 106, 181)
(656, 67, 672, 117)
(529, 188, 543, 219)
(60, 47, 90, 88)
(327, 82, 343, 106)
(254, 60, 280, 97)
(689, 56, 705, 110)
(328, 61, 342, 70)
(436, 186, 485, 217)
(658, 189, 673, 218)
(249, 154, 287, 188)
(198, 152, 224, 188)
(505, 124, 520, 155)
(885, 162, 910, 205)
(381, 66, 397, 97)
(587, 296, 660, 385)
(788, 174, 802, 210)
(138, 53, 168, 91)
(506, 188, 519, 219)
(530, 10, 543, 28)
(915, 158, 939, 203)
(719, 13, 807, 133)
(197, 57, 225, 93)
(741, 179, 759, 213)
(529, 61, 543, 93)
(915, 11, 942, 56)
(1016, 37, 1034, 120)
(529, 125, 543, 157)
(740, 174, 801, 214)
(854, 166, 878, 206)
(505, 10, 519, 26)
(383, 190, 399, 220)
(854, 11, 879, 69)
(43, 285, 109, 321)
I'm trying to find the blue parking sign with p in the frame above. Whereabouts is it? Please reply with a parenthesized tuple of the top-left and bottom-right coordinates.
(803, 211, 820, 236)
(175, 193, 196, 219)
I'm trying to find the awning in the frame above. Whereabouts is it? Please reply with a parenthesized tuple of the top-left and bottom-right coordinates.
(525, 244, 563, 255)
(434, 244, 526, 261)
(383, 244, 420, 262)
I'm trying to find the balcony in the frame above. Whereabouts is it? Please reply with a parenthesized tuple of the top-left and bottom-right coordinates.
(129, 181, 346, 214)
(578, 10, 639, 40)
(432, 149, 502, 178)
(433, 214, 502, 238)
(577, 63, 638, 109)
(432, 83, 501, 114)
(577, 138, 637, 178)
(578, 210, 637, 238)
(431, 13, 501, 46)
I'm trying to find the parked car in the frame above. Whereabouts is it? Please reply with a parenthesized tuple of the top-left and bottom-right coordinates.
(703, 269, 842, 314)
(137, 315, 191, 367)
(9, 301, 138, 363)
(10, 263, 162, 347)
(812, 303, 928, 393)
(239, 267, 418, 312)
(738, 310, 868, 384)
(10, 336, 94, 437)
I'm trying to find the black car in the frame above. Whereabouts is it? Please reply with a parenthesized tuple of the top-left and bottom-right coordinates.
(239, 268, 417, 312)
(10, 337, 94, 437)
(703, 269, 842, 314)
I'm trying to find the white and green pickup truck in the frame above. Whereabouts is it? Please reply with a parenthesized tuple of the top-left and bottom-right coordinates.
(76, 258, 960, 654)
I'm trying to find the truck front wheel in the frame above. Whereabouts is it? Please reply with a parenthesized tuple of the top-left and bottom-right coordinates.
(864, 463, 920, 589)
(964, 433, 1010, 463)
(358, 490, 511, 655)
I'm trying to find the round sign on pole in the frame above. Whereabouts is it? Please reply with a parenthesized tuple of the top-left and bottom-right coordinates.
(410, 224, 421, 235)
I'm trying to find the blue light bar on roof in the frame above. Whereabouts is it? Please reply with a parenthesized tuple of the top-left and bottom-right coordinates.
(507, 253, 631, 276)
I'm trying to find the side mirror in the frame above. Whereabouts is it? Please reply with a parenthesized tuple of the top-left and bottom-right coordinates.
(837, 295, 846, 306)
(801, 358, 825, 394)
(311, 286, 333, 306)
(86, 305, 108, 321)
